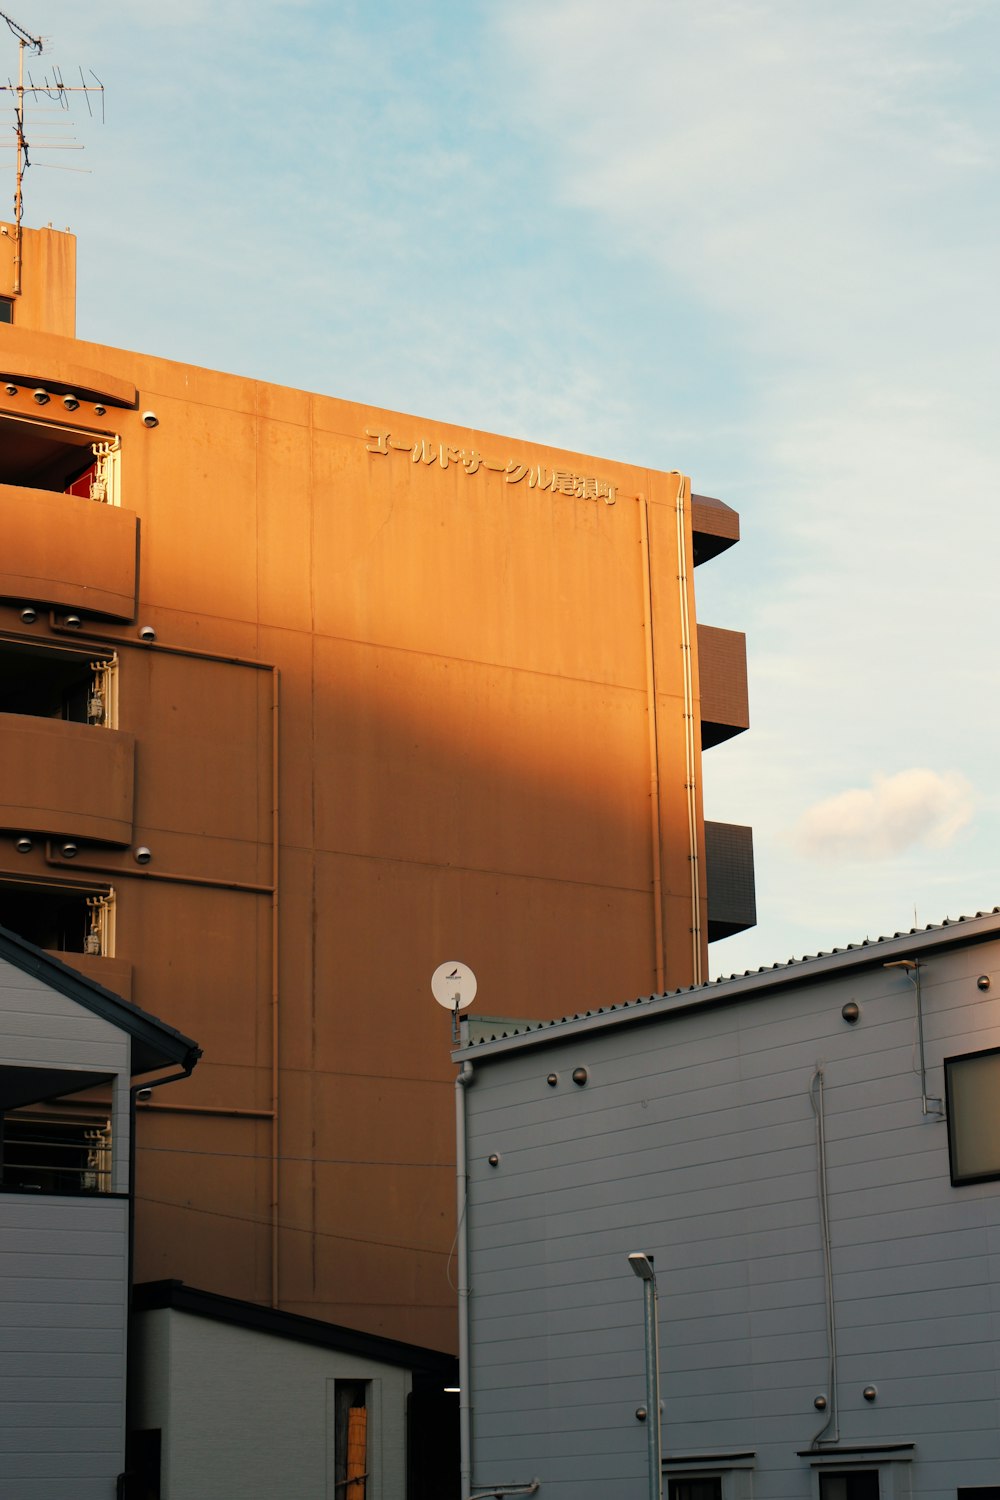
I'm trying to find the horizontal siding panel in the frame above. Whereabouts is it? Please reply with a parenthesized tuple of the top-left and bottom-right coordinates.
(0, 1327, 123, 1355)
(0, 1425, 119, 1452)
(0, 1377, 121, 1401)
(0, 1252, 124, 1279)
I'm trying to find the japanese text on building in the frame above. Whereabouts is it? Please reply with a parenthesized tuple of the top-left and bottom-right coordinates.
(364, 427, 617, 505)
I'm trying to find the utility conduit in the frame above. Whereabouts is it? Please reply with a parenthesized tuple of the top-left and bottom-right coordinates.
(674, 475, 703, 984)
(638, 497, 666, 993)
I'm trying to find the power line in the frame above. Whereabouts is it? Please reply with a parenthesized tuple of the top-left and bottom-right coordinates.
(135, 1192, 453, 1260)
(135, 1140, 455, 1169)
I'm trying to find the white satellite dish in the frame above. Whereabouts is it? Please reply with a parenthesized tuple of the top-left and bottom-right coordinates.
(431, 960, 478, 1012)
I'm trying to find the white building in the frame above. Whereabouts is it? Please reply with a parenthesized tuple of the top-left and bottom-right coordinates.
(131, 1279, 459, 1500)
(454, 907, 1000, 1500)
(0, 922, 199, 1500)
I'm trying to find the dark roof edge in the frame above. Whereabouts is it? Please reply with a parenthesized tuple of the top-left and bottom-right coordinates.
(454, 908, 1000, 1063)
(134, 1280, 458, 1377)
(0, 924, 200, 1074)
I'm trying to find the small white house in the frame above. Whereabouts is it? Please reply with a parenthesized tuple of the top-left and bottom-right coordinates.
(130, 1279, 459, 1500)
(0, 923, 200, 1500)
(455, 908, 1000, 1500)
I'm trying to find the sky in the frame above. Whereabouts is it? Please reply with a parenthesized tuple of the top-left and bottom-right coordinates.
(4, 1, 998, 979)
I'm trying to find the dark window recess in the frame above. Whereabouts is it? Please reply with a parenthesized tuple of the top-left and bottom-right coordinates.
(407, 1376, 459, 1500)
(0, 411, 102, 491)
(945, 1046, 1000, 1185)
(669, 1482, 723, 1500)
(819, 1474, 880, 1500)
(0, 883, 101, 953)
(0, 297, 12, 324)
(958, 1491, 1000, 1499)
(124, 1429, 162, 1500)
(335, 1380, 368, 1500)
(0, 1111, 111, 1194)
(0, 641, 106, 722)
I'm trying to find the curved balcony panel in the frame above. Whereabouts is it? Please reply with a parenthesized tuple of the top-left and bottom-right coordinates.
(705, 820, 756, 942)
(698, 624, 750, 748)
(0, 714, 135, 845)
(0, 354, 136, 408)
(0, 485, 138, 619)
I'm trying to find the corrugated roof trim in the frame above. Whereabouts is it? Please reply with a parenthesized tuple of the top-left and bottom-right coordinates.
(460, 907, 1000, 1049)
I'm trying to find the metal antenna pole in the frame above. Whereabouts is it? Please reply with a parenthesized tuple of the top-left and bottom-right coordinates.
(0, 9, 103, 296)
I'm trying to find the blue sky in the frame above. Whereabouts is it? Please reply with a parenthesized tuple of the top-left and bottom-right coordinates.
(6, 1, 999, 978)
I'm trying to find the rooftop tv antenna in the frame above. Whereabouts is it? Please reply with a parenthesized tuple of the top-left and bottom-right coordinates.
(0, 9, 103, 294)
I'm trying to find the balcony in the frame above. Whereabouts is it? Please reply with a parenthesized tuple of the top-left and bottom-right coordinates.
(705, 821, 756, 942)
(691, 493, 740, 566)
(0, 714, 135, 845)
(698, 624, 750, 748)
(0, 484, 137, 619)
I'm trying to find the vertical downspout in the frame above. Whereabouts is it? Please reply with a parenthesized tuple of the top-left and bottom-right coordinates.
(455, 1061, 474, 1500)
(809, 1067, 839, 1447)
(638, 498, 666, 993)
(270, 665, 281, 1306)
(674, 476, 703, 985)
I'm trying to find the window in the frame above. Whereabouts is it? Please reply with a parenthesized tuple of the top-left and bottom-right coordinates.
(0, 297, 12, 324)
(0, 410, 120, 502)
(0, 641, 117, 725)
(0, 882, 114, 956)
(945, 1046, 1000, 1184)
(1, 1108, 111, 1194)
(335, 1380, 368, 1499)
(670, 1482, 722, 1500)
(819, 1474, 879, 1500)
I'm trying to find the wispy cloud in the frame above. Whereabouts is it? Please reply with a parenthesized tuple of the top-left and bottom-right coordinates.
(793, 768, 974, 860)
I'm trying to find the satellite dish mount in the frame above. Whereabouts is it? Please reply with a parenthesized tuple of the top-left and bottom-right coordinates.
(431, 961, 478, 1043)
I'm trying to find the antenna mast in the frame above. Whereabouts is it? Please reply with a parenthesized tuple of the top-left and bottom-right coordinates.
(0, 9, 103, 295)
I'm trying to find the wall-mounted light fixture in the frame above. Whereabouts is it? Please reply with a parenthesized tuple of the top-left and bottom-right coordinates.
(19, 606, 37, 624)
(134, 847, 152, 865)
(33, 388, 49, 405)
(62, 394, 79, 411)
(60, 841, 78, 859)
(628, 1253, 661, 1500)
(842, 1001, 860, 1024)
(15, 837, 32, 854)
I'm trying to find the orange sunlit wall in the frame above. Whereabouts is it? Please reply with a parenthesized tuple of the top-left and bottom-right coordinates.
(0, 227, 751, 1352)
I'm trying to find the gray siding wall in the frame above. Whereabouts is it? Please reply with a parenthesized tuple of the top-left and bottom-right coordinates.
(0, 1194, 129, 1500)
(0, 954, 132, 1497)
(134, 1308, 412, 1500)
(0, 955, 131, 1077)
(464, 940, 1000, 1498)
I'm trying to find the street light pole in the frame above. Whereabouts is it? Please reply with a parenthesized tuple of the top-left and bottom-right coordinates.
(628, 1252, 662, 1500)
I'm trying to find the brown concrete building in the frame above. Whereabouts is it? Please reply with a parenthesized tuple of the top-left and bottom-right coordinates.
(0, 224, 753, 1353)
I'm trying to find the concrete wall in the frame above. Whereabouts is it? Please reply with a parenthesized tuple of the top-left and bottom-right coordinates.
(0, 228, 750, 1347)
(462, 934, 1000, 1498)
(133, 1308, 412, 1500)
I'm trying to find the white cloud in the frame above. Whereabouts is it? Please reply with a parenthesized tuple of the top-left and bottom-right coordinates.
(793, 768, 974, 860)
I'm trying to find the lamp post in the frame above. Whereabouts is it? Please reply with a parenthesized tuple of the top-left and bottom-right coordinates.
(628, 1252, 662, 1500)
